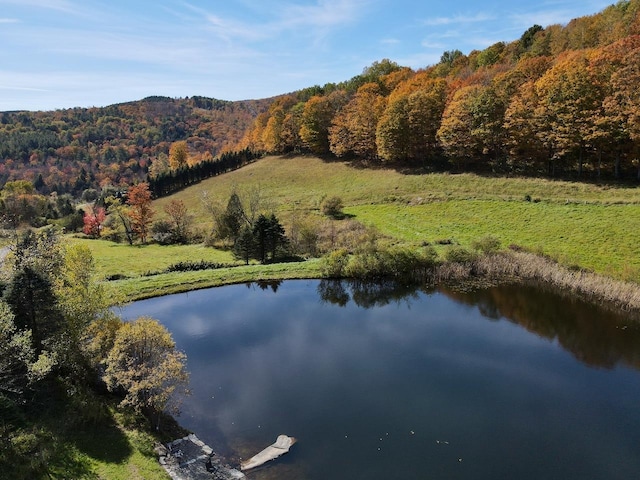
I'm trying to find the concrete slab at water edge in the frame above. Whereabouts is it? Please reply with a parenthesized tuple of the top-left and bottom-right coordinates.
(158, 433, 245, 480)
(240, 435, 297, 471)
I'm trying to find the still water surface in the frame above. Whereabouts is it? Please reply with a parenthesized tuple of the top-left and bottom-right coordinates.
(120, 280, 640, 480)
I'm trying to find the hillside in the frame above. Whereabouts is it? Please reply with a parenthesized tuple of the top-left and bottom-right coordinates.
(0, 95, 273, 195)
(151, 155, 640, 282)
(241, 0, 640, 181)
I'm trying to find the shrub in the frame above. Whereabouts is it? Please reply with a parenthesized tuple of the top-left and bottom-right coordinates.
(321, 249, 350, 277)
(344, 250, 387, 279)
(151, 220, 173, 245)
(341, 246, 438, 282)
(471, 235, 501, 254)
(321, 196, 344, 218)
(105, 273, 128, 281)
(164, 260, 227, 273)
(435, 238, 454, 245)
(445, 246, 477, 263)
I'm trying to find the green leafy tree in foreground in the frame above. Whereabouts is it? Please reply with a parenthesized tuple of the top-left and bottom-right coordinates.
(105, 317, 189, 430)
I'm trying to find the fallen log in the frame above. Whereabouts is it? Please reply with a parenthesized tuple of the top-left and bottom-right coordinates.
(240, 435, 296, 471)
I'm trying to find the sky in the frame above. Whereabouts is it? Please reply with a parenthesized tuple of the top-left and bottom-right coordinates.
(0, 0, 616, 112)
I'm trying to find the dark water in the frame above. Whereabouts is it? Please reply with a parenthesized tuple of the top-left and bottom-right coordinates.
(119, 280, 640, 480)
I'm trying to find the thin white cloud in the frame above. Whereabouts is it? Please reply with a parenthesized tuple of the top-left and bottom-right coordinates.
(0, 18, 19, 23)
(509, 9, 577, 28)
(508, 1, 616, 29)
(185, 0, 372, 45)
(421, 40, 447, 50)
(0, 84, 48, 92)
(278, 0, 371, 29)
(0, 0, 77, 14)
(423, 12, 495, 27)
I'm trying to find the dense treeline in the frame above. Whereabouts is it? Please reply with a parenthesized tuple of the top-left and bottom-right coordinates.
(240, 0, 640, 180)
(147, 148, 260, 197)
(0, 96, 272, 196)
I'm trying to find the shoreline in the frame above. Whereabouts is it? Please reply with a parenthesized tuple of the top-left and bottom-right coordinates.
(158, 433, 245, 480)
(106, 251, 640, 318)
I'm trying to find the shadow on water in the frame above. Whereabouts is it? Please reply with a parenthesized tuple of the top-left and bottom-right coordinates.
(317, 279, 640, 371)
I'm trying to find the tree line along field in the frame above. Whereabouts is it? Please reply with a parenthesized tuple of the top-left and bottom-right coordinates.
(238, 1, 640, 181)
(76, 155, 640, 302)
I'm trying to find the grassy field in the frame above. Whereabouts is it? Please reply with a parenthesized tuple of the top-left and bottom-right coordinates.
(348, 200, 640, 280)
(67, 238, 236, 280)
(64, 155, 640, 301)
(152, 155, 640, 226)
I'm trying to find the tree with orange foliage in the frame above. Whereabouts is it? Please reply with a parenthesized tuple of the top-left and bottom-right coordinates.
(534, 51, 603, 176)
(329, 83, 386, 159)
(126, 183, 155, 243)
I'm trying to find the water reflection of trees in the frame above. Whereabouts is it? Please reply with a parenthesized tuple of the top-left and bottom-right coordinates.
(245, 280, 282, 292)
(317, 279, 424, 309)
(317, 280, 640, 371)
(441, 283, 640, 371)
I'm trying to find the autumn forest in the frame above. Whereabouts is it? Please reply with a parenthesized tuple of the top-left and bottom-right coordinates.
(2, 0, 640, 198)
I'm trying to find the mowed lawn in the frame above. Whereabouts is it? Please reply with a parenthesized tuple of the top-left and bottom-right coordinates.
(67, 238, 236, 280)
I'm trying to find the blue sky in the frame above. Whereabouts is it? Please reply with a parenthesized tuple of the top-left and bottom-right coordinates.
(0, 0, 615, 111)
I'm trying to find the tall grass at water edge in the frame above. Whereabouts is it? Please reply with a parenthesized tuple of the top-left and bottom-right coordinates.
(435, 250, 640, 313)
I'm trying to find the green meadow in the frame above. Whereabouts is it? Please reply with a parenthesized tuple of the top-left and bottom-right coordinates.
(81, 155, 640, 302)
(348, 200, 640, 280)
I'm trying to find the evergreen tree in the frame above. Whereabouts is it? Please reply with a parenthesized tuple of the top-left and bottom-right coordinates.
(266, 213, 288, 261)
(252, 214, 270, 263)
(233, 225, 256, 265)
(3, 266, 62, 352)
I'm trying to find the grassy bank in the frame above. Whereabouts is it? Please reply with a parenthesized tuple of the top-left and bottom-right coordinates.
(104, 258, 322, 302)
(1, 393, 175, 480)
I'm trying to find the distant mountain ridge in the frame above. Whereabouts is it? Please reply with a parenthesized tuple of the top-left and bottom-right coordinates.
(0, 95, 275, 195)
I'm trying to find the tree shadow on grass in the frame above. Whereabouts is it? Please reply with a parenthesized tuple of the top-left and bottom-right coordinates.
(42, 419, 134, 479)
(72, 422, 133, 464)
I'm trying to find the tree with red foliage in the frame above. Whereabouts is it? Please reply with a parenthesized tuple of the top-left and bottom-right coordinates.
(82, 206, 106, 238)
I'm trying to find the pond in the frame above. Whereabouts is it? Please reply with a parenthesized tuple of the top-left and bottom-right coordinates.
(119, 280, 640, 480)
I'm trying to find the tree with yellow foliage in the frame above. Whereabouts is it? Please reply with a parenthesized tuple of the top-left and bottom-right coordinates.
(168, 141, 189, 170)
